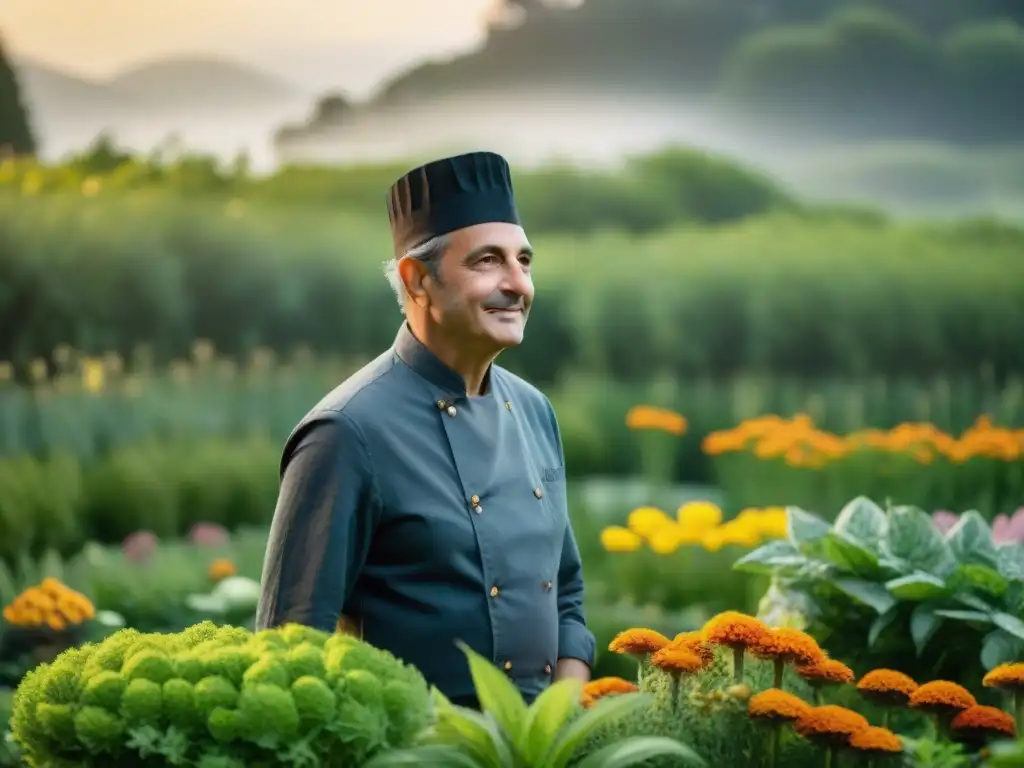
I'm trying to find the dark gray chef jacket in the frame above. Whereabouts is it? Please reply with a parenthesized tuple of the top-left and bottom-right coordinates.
(256, 322, 596, 704)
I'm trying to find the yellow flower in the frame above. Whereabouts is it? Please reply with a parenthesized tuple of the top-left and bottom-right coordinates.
(627, 506, 674, 539)
(677, 501, 723, 532)
(600, 526, 642, 553)
(81, 357, 105, 393)
(648, 526, 682, 555)
(716, 520, 763, 548)
(701, 529, 725, 552)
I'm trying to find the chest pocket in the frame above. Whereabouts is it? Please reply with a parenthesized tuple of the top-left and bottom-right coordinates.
(540, 465, 568, 524)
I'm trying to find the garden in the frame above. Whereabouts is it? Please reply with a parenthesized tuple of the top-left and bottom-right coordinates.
(1, 146, 1023, 765)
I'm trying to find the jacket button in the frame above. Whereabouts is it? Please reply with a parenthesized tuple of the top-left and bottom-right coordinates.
(490, 586, 499, 597)
(544, 663, 552, 675)
(543, 580, 553, 591)
(447, 405, 457, 417)
(504, 661, 512, 671)
(471, 494, 480, 505)
(533, 487, 543, 499)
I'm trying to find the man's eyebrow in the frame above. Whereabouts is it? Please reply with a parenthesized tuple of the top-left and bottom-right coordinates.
(462, 244, 534, 261)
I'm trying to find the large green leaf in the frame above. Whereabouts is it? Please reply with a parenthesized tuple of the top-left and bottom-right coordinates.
(997, 543, 1024, 581)
(993, 612, 1024, 642)
(886, 572, 950, 601)
(833, 578, 897, 614)
(823, 532, 881, 576)
(885, 506, 957, 577)
(868, 607, 900, 648)
(434, 706, 511, 767)
(733, 540, 809, 575)
(933, 609, 993, 626)
(787, 507, 831, 551)
(832, 496, 887, 548)
(363, 744, 484, 767)
(945, 511, 998, 567)
(982, 630, 1024, 670)
(948, 564, 1009, 597)
(457, 641, 528, 743)
(574, 736, 705, 768)
(910, 603, 942, 656)
(517, 679, 580, 766)
(546, 692, 652, 768)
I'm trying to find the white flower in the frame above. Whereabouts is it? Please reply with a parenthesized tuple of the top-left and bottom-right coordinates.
(96, 610, 125, 628)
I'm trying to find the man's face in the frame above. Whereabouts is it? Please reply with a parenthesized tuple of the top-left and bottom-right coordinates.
(406, 222, 534, 352)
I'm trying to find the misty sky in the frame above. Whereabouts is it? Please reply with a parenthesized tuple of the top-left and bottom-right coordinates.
(0, 0, 495, 95)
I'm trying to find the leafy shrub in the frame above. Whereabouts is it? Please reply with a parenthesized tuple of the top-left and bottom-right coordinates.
(736, 497, 1024, 688)
(9, 621, 432, 766)
(365, 641, 704, 768)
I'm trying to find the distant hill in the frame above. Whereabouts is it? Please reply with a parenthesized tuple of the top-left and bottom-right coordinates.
(14, 55, 302, 126)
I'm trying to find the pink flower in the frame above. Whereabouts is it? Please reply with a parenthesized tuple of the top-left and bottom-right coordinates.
(122, 530, 158, 563)
(932, 510, 959, 535)
(993, 507, 1024, 544)
(188, 523, 230, 548)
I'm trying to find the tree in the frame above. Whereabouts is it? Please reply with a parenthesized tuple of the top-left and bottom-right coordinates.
(0, 33, 37, 156)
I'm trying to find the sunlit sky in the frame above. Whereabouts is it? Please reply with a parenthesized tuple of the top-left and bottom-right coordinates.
(0, 0, 494, 92)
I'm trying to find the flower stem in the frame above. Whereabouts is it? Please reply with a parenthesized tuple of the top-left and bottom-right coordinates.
(773, 659, 784, 689)
(768, 725, 779, 768)
(1015, 689, 1024, 737)
(881, 708, 890, 729)
(824, 746, 834, 768)
(813, 686, 823, 706)
(670, 675, 680, 711)
(733, 646, 745, 683)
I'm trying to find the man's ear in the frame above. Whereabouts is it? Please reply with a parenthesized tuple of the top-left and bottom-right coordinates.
(398, 258, 429, 307)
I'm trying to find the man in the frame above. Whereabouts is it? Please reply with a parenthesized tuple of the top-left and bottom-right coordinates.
(255, 151, 595, 708)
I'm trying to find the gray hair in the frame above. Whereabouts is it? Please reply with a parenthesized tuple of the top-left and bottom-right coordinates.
(382, 234, 451, 313)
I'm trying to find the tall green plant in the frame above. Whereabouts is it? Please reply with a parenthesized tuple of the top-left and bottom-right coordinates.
(366, 642, 705, 768)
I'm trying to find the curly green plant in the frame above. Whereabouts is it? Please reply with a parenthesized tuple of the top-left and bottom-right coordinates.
(9, 620, 432, 766)
(365, 641, 705, 768)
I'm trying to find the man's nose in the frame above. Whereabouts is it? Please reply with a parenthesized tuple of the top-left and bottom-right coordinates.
(501, 263, 533, 299)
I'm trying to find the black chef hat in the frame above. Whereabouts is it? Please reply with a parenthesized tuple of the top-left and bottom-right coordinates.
(387, 151, 521, 255)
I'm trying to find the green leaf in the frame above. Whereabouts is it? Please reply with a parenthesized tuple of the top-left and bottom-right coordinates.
(886, 572, 950, 601)
(456, 641, 528, 743)
(433, 706, 507, 767)
(981, 630, 1024, 670)
(732, 540, 809, 575)
(518, 679, 580, 766)
(997, 543, 1024, 581)
(822, 532, 880, 575)
(363, 744, 482, 767)
(910, 603, 942, 656)
(574, 736, 705, 768)
(832, 496, 887, 548)
(885, 505, 957, 577)
(833, 578, 897, 614)
(948, 564, 1009, 597)
(787, 507, 831, 551)
(945, 511, 998, 567)
(546, 692, 652, 768)
(868, 608, 900, 648)
(954, 592, 995, 613)
(933, 609, 992, 625)
(993, 612, 1024, 641)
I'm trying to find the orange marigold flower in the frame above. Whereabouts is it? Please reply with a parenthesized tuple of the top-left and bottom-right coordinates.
(857, 669, 918, 707)
(701, 611, 770, 649)
(750, 627, 826, 667)
(794, 705, 870, 747)
(909, 681, 976, 714)
(797, 658, 855, 686)
(848, 726, 903, 754)
(650, 647, 703, 675)
(608, 628, 670, 657)
(208, 558, 237, 582)
(671, 632, 715, 666)
(951, 705, 1016, 740)
(583, 677, 638, 698)
(983, 663, 1024, 691)
(748, 688, 811, 723)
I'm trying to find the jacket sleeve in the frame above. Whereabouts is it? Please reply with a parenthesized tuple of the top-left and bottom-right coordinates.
(545, 397, 597, 667)
(255, 410, 380, 633)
